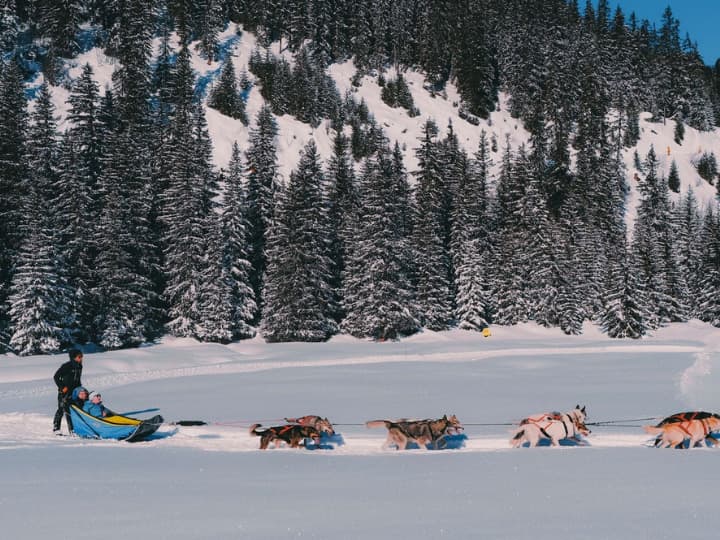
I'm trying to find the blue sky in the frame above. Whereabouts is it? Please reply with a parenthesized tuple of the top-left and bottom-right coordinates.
(594, 1, 720, 63)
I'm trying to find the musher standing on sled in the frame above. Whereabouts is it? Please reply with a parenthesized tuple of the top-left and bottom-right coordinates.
(53, 349, 84, 434)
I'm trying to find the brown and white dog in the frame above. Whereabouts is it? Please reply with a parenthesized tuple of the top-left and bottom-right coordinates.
(644, 412, 720, 448)
(511, 406, 590, 447)
(284, 415, 335, 435)
(366, 414, 463, 450)
(249, 423, 321, 450)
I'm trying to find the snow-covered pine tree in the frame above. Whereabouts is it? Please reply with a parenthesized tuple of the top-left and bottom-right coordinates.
(208, 56, 248, 124)
(412, 119, 452, 330)
(342, 143, 419, 340)
(195, 216, 236, 343)
(453, 0, 497, 119)
(600, 247, 649, 339)
(245, 104, 280, 314)
(9, 82, 74, 354)
(674, 189, 702, 315)
(0, 2, 21, 54)
(0, 59, 28, 350)
(453, 131, 492, 331)
(160, 46, 217, 339)
(554, 194, 588, 335)
(262, 139, 337, 342)
(39, 0, 83, 82)
(151, 27, 175, 128)
(515, 145, 558, 327)
(197, 0, 224, 62)
(217, 142, 256, 339)
(110, 0, 154, 126)
(8, 186, 67, 355)
(93, 10, 160, 348)
(58, 64, 102, 339)
(290, 46, 324, 127)
(668, 159, 680, 193)
(93, 123, 159, 348)
(696, 206, 720, 326)
(492, 139, 528, 325)
(632, 146, 688, 326)
(326, 132, 357, 322)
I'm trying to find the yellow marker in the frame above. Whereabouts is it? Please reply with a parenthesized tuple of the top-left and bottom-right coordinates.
(482, 327, 491, 338)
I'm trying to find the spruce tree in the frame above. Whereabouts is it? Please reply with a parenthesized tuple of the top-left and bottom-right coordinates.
(245, 105, 280, 314)
(674, 189, 702, 315)
(8, 189, 67, 355)
(697, 207, 720, 326)
(8, 83, 70, 354)
(160, 46, 218, 339)
(342, 144, 420, 340)
(412, 119, 452, 330)
(57, 64, 103, 339)
(217, 142, 257, 339)
(0, 59, 28, 349)
(632, 147, 688, 326)
(453, 131, 492, 331)
(326, 132, 357, 321)
(197, 0, 224, 62)
(208, 56, 248, 124)
(668, 159, 680, 193)
(262, 140, 337, 342)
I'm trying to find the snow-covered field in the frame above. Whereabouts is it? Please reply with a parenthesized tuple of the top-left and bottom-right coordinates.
(2, 322, 719, 539)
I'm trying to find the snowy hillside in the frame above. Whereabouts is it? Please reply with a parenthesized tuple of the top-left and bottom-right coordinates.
(38, 23, 720, 228)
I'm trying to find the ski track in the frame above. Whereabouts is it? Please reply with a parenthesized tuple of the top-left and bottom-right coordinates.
(0, 343, 703, 400)
(0, 412, 663, 454)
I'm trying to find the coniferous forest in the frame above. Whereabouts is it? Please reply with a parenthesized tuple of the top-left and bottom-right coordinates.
(2, 0, 720, 355)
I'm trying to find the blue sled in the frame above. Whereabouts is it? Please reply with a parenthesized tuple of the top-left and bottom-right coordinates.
(305, 432, 346, 450)
(404, 433, 468, 450)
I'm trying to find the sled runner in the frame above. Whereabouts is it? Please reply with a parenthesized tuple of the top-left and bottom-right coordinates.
(69, 404, 164, 442)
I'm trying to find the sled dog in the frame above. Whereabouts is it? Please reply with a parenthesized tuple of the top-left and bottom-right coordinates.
(510, 406, 591, 447)
(519, 405, 587, 427)
(284, 415, 335, 435)
(366, 414, 462, 450)
(644, 414, 720, 449)
(249, 423, 321, 450)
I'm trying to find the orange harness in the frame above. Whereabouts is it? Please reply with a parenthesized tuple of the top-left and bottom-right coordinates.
(526, 415, 571, 438)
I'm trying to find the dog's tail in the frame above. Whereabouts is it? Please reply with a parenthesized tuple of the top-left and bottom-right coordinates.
(366, 420, 391, 429)
(249, 423, 263, 436)
(509, 427, 526, 447)
(643, 425, 663, 436)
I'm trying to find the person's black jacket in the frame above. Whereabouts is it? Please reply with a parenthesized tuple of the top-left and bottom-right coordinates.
(53, 360, 83, 395)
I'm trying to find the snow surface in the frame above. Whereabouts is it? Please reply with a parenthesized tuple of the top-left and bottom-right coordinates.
(2, 321, 720, 539)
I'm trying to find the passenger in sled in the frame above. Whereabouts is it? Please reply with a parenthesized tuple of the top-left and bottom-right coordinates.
(83, 391, 114, 418)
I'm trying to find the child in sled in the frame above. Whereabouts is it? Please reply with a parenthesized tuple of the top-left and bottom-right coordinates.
(83, 391, 114, 418)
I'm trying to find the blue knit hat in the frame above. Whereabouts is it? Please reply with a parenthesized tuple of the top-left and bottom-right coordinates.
(71, 386, 88, 400)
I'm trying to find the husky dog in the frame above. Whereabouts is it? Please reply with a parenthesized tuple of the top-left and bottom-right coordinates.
(644, 413, 720, 449)
(519, 405, 587, 427)
(249, 423, 321, 450)
(284, 415, 335, 435)
(366, 414, 462, 450)
(510, 406, 591, 447)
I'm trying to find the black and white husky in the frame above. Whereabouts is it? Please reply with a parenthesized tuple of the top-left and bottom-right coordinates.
(510, 405, 590, 447)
